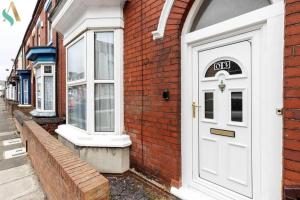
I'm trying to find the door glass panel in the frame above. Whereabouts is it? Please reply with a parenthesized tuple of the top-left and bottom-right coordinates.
(231, 92, 243, 122)
(205, 92, 214, 119)
(205, 60, 242, 78)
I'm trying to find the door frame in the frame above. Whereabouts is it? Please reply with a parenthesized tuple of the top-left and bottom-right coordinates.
(177, 1, 284, 200)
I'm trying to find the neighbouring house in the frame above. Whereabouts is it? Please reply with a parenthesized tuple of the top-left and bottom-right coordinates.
(0, 81, 6, 98)
(6, 0, 66, 132)
(6, 0, 300, 199)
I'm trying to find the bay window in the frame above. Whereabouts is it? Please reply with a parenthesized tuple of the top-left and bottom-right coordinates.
(51, 0, 130, 173)
(66, 30, 123, 134)
(33, 64, 55, 116)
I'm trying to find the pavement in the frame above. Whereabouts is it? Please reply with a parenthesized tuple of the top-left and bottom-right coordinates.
(0, 99, 45, 200)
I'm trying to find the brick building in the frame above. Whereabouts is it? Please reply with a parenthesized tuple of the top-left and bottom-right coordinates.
(7, 0, 66, 132)
(6, 0, 300, 199)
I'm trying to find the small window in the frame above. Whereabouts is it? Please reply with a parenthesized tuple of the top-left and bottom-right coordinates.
(205, 92, 214, 119)
(231, 92, 243, 122)
(191, 0, 271, 31)
(44, 66, 52, 73)
(205, 60, 242, 78)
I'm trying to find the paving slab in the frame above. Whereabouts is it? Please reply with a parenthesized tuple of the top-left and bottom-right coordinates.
(0, 175, 42, 200)
(0, 99, 45, 200)
(0, 164, 33, 185)
(0, 156, 27, 170)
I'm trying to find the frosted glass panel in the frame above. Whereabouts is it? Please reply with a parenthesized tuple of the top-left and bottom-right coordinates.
(44, 76, 53, 110)
(95, 84, 114, 132)
(95, 32, 114, 80)
(191, 0, 271, 31)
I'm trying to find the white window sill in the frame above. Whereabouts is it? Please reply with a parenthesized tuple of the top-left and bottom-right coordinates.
(55, 124, 132, 148)
(30, 109, 56, 117)
(18, 104, 32, 108)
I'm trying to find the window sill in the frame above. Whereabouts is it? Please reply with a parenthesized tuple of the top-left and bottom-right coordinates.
(30, 109, 56, 117)
(55, 124, 132, 148)
(18, 104, 32, 108)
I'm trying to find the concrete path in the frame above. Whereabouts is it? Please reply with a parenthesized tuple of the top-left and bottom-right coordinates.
(0, 99, 44, 200)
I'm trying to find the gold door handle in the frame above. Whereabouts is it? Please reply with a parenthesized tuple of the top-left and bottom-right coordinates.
(192, 102, 200, 118)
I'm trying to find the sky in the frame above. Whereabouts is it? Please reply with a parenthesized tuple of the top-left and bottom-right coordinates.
(0, 0, 37, 81)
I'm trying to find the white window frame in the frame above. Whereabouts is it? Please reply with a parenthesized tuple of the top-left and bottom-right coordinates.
(47, 13, 53, 45)
(66, 29, 123, 135)
(66, 34, 87, 130)
(34, 63, 56, 113)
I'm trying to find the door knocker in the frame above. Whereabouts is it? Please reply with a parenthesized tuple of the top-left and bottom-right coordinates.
(218, 80, 226, 92)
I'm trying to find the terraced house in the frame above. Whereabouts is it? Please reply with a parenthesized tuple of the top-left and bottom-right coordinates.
(6, 0, 300, 199)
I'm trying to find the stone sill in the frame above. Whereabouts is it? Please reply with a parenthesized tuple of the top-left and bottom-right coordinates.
(30, 109, 56, 117)
(56, 124, 132, 148)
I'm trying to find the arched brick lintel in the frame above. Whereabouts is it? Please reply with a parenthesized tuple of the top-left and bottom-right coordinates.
(153, 0, 195, 40)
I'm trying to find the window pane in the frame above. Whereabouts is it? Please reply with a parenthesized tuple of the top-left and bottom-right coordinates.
(95, 84, 114, 132)
(36, 67, 41, 77)
(44, 66, 52, 73)
(191, 0, 271, 31)
(231, 92, 243, 122)
(95, 32, 114, 80)
(205, 92, 214, 119)
(37, 77, 42, 109)
(23, 79, 28, 104)
(67, 38, 85, 82)
(44, 76, 53, 110)
(68, 85, 86, 130)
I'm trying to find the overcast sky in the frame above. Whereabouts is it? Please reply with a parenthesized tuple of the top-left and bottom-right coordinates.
(0, 0, 37, 81)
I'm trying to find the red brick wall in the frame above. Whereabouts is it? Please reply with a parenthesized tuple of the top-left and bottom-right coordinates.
(284, 0, 300, 187)
(20, 119, 109, 200)
(124, 0, 193, 187)
(56, 33, 66, 118)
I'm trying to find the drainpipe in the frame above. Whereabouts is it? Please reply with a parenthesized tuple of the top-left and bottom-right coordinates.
(140, 0, 145, 168)
(55, 32, 59, 118)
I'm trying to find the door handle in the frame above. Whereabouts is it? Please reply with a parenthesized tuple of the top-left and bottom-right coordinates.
(192, 102, 200, 118)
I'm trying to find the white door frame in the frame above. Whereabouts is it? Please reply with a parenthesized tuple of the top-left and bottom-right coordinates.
(176, 1, 284, 200)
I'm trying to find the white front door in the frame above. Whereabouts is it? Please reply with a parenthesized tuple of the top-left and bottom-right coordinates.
(195, 41, 252, 198)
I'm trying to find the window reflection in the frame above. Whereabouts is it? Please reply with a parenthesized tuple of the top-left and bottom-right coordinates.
(205, 92, 214, 119)
(231, 92, 243, 122)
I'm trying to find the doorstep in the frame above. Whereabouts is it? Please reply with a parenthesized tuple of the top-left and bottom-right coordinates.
(56, 124, 132, 174)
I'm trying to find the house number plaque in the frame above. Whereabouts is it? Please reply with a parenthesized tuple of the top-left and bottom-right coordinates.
(210, 128, 235, 138)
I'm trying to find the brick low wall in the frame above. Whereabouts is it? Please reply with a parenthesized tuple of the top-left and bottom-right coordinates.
(15, 112, 109, 200)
